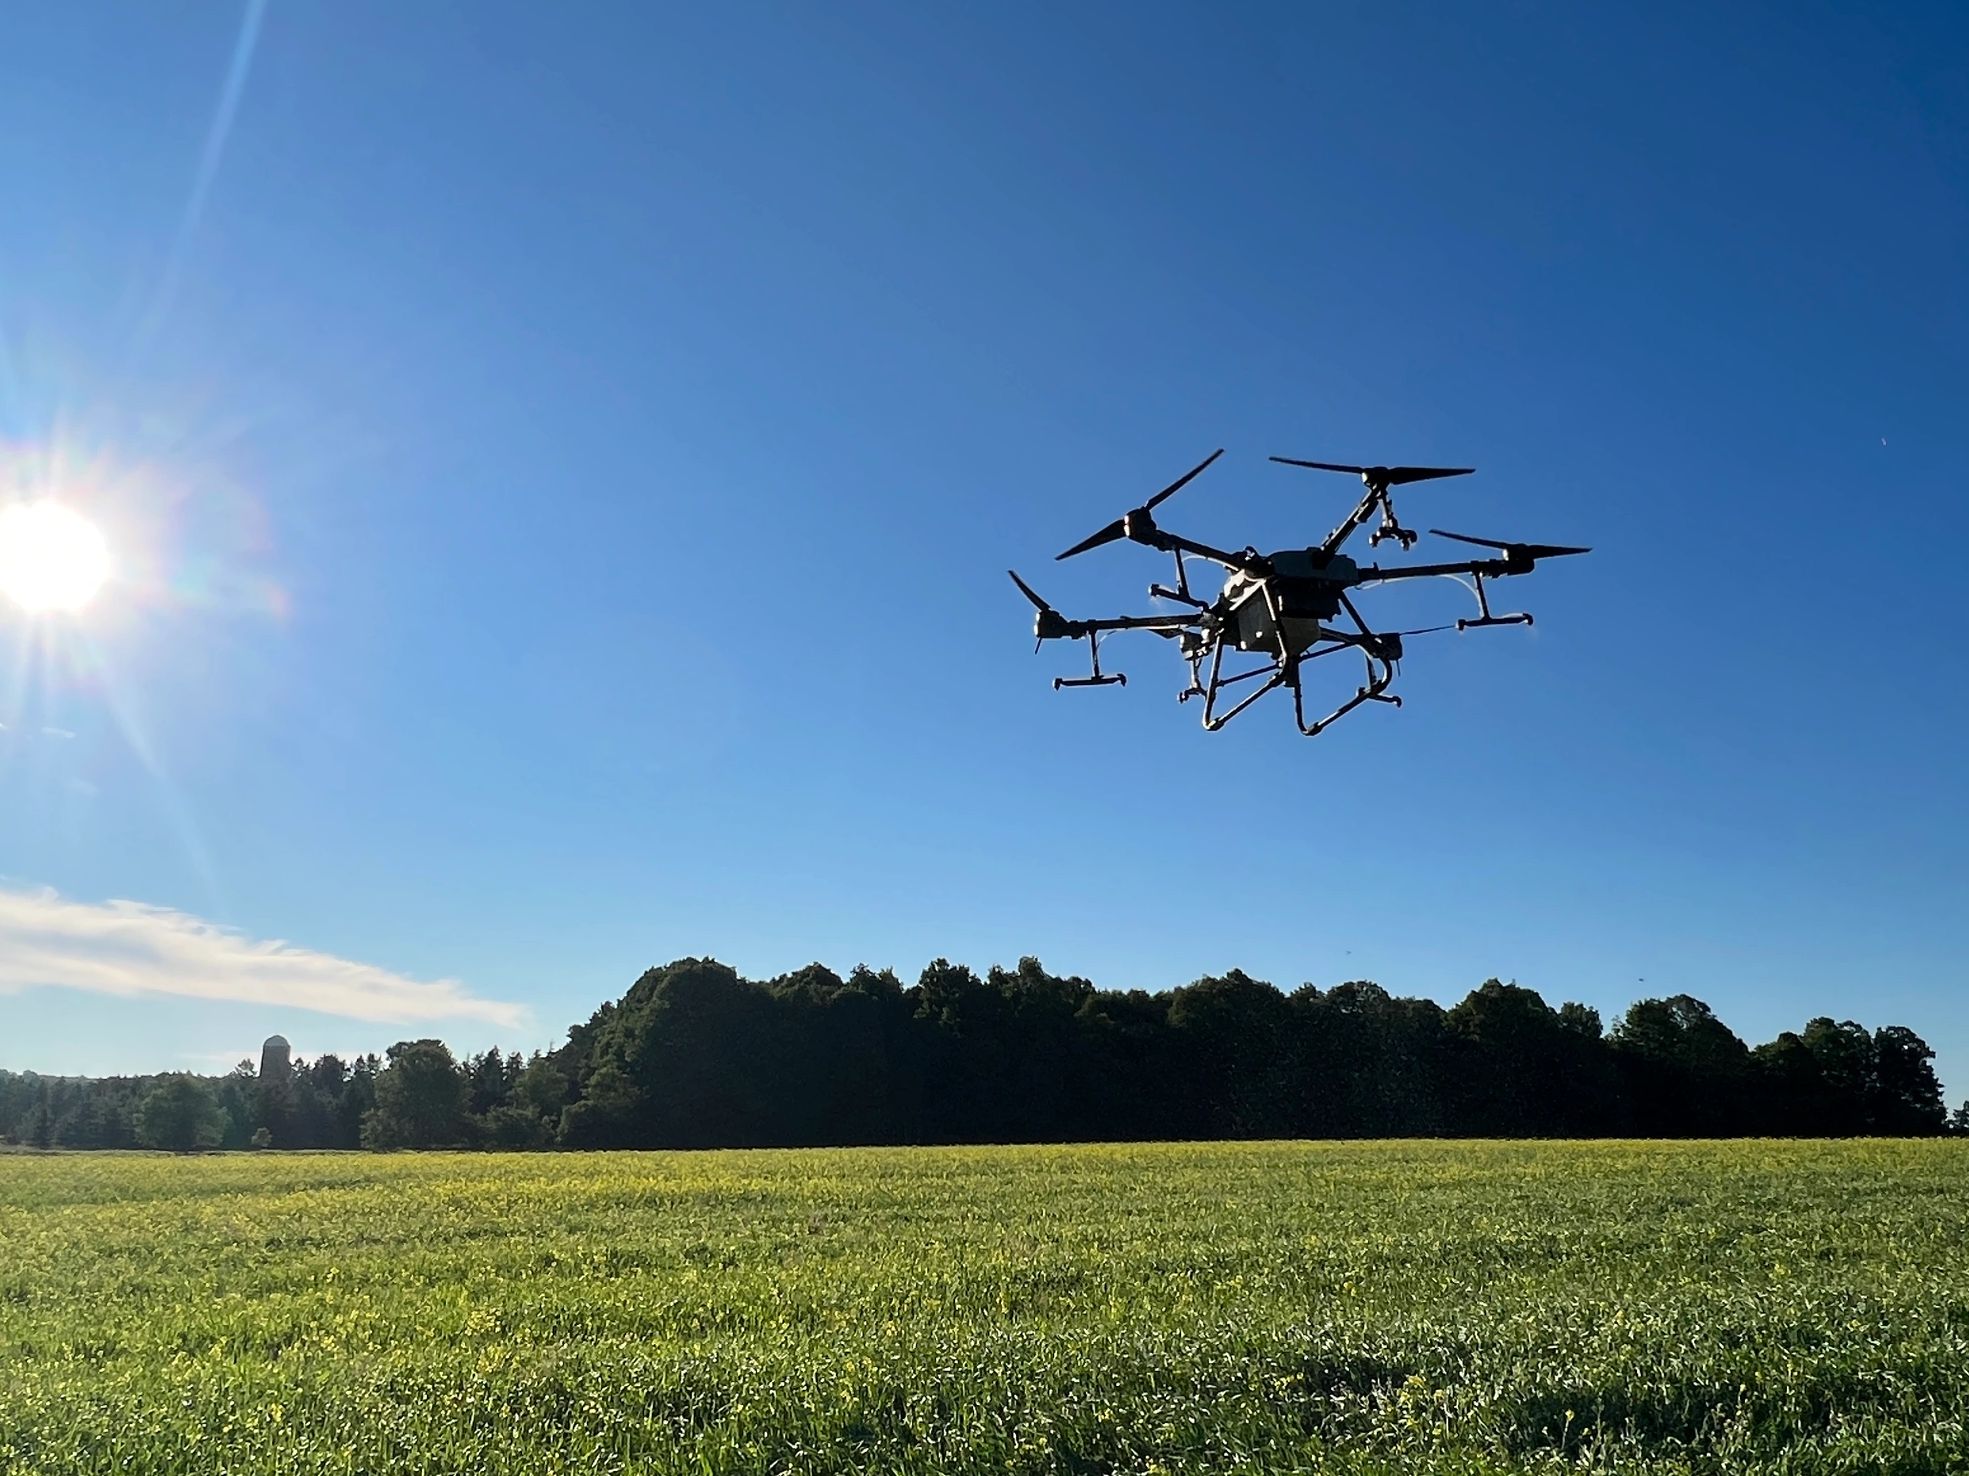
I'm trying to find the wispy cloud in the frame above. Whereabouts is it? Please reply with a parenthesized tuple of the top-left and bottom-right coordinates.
(0, 886, 525, 1029)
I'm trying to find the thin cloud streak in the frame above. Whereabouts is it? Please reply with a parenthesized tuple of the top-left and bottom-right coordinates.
(0, 886, 525, 1029)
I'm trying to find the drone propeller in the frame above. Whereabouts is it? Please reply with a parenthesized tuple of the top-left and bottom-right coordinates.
(1007, 569, 1073, 649)
(1428, 529, 1591, 560)
(1270, 458, 1473, 489)
(1056, 448, 1224, 561)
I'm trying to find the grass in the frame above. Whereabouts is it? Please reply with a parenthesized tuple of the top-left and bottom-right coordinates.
(3, 1140, 1967, 1474)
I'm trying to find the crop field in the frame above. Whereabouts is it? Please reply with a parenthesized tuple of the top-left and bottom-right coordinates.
(3, 1142, 1967, 1475)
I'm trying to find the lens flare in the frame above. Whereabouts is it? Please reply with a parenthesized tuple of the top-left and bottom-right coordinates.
(0, 502, 112, 613)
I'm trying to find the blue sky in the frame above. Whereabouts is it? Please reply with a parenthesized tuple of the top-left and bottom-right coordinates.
(1, 2, 1964, 1099)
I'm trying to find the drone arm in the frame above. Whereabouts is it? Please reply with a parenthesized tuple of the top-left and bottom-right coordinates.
(1062, 611, 1209, 636)
(1318, 489, 1391, 557)
(1350, 560, 1546, 630)
(1336, 591, 1376, 638)
(1351, 558, 1510, 585)
(1045, 611, 1209, 692)
(1150, 530, 1268, 575)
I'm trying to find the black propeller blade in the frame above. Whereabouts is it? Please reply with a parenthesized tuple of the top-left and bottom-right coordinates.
(1429, 529, 1591, 559)
(1056, 448, 1223, 561)
(1270, 458, 1473, 488)
(1007, 568, 1051, 612)
(1056, 518, 1129, 562)
(1143, 446, 1225, 510)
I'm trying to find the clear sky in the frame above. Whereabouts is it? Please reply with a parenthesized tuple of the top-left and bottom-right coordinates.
(1, 2, 1964, 1099)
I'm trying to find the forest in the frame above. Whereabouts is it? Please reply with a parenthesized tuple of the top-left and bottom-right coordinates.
(2, 959, 1959, 1151)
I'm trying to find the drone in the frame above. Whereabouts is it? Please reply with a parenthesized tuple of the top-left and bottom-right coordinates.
(1008, 451, 1589, 737)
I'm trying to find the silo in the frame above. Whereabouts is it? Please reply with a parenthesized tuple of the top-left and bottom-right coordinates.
(259, 1034, 292, 1082)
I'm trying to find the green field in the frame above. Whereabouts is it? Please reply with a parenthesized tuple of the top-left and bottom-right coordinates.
(3, 1142, 1967, 1475)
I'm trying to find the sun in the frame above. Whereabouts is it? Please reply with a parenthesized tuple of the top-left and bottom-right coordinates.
(0, 501, 112, 613)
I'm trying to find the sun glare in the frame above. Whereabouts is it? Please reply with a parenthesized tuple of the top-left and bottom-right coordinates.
(0, 501, 112, 613)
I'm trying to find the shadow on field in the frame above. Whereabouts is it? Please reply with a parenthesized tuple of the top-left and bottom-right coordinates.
(1498, 1374, 1931, 1469)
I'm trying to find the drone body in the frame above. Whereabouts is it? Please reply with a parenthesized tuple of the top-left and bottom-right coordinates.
(1009, 452, 1588, 737)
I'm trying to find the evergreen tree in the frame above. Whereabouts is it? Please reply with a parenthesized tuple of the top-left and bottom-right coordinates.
(135, 1076, 226, 1153)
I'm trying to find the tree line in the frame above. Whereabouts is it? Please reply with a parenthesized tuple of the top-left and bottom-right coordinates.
(3, 959, 1961, 1151)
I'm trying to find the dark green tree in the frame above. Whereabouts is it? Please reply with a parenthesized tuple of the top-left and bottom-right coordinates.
(1870, 1026, 1946, 1135)
(1611, 995, 1752, 1135)
(1753, 1031, 1831, 1134)
(215, 1062, 258, 1149)
(135, 1075, 226, 1153)
(362, 1040, 468, 1148)
(1444, 981, 1596, 1136)
(1167, 970, 1295, 1138)
(1784, 1018, 1875, 1133)
(557, 1060, 641, 1147)
(514, 1052, 571, 1122)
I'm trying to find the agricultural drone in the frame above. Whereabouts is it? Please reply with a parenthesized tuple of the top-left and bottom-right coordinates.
(1009, 451, 1588, 737)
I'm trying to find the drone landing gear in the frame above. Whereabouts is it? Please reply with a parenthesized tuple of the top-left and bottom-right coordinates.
(1294, 649, 1400, 738)
(1456, 571, 1534, 630)
(1053, 633, 1125, 690)
(1367, 490, 1419, 551)
(1200, 667, 1284, 729)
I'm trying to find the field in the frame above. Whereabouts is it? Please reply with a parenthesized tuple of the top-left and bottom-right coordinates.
(3, 1142, 1967, 1475)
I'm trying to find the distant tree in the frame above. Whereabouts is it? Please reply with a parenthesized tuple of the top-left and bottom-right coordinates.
(481, 1103, 551, 1149)
(1075, 987, 1178, 1141)
(215, 1062, 258, 1149)
(769, 964, 914, 1146)
(254, 1066, 294, 1147)
(1797, 1018, 1877, 1133)
(53, 1089, 136, 1150)
(362, 1040, 468, 1149)
(1558, 1002, 1602, 1037)
(980, 957, 1097, 1143)
(1753, 1031, 1831, 1135)
(557, 1061, 641, 1148)
(1443, 980, 1618, 1136)
(307, 1053, 350, 1094)
(912, 959, 996, 1142)
(1167, 970, 1295, 1138)
(1611, 995, 1752, 1135)
(1870, 1026, 1946, 1135)
(337, 1055, 380, 1147)
(466, 1049, 519, 1116)
(1950, 1101, 1969, 1136)
(1296, 982, 1449, 1137)
(514, 1052, 571, 1122)
(135, 1076, 226, 1153)
(605, 960, 781, 1148)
